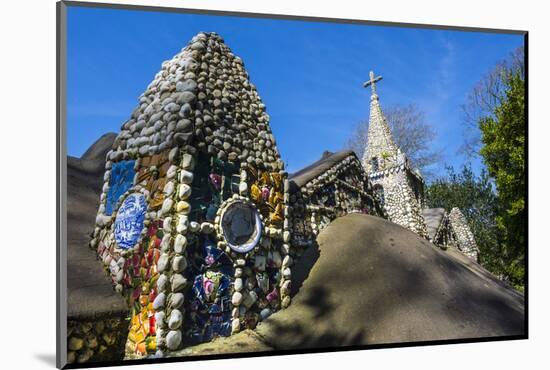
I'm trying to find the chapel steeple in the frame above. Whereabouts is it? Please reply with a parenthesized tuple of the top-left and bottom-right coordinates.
(361, 71, 399, 173)
(360, 70, 428, 238)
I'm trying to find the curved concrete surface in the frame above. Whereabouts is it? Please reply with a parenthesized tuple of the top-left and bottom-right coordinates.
(176, 213, 524, 356)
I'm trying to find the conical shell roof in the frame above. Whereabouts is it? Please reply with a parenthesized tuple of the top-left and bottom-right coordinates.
(109, 32, 284, 172)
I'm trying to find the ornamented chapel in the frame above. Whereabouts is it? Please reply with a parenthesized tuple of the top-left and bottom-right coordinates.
(66, 33, 480, 364)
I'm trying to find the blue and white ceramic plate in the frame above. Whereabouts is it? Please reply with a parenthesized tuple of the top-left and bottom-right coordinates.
(114, 193, 147, 249)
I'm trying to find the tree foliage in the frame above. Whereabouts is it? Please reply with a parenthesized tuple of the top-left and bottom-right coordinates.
(425, 165, 505, 280)
(345, 104, 442, 179)
(436, 47, 526, 291)
(460, 46, 525, 158)
(478, 69, 526, 289)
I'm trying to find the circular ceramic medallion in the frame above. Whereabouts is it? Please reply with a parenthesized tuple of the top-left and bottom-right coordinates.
(220, 201, 262, 253)
(114, 193, 147, 249)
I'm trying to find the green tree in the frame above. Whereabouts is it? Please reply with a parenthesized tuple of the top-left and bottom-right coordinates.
(478, 69, 526, 289)
(426, 165, 505, 279)
(460, 46, 524, 158)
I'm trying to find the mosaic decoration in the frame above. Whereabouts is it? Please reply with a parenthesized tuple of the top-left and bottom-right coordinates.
(125, 220, 163, 357)
(106, 160, 136, 215)
(114, 193, 147, 250)
(88, 33, 293, 362)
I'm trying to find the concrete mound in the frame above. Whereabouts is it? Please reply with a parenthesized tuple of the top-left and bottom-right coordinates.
(176, 213, 524, 356)
(67, 132, 126, 320)
(67, 134, 524, 358)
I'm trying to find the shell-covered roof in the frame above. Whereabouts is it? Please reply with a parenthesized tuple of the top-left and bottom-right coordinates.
(108, 32, 284, 173)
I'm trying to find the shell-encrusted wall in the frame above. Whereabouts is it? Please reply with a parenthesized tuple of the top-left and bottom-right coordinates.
(368, 165, 428, 238)
(448, 207, 479, 261)
(87, 32, 291, 360)
(290, 152, 383, 252)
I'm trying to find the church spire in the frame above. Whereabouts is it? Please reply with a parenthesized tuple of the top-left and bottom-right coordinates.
(362, 70, 399, 173)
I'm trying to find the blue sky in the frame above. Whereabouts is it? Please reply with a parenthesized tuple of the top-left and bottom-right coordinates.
(66, 6, 524, 177)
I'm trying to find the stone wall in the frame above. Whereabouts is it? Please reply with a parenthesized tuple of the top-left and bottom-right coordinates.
(86, 32, 292, 361)
(67, 318, 127, 365)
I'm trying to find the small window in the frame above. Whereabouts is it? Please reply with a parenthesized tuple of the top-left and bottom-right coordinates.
(371, 157, 379, 172)
(373, 184, 384, 206)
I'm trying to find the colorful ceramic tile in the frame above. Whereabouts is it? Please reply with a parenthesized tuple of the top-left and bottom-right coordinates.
(106, 160, 136, 215)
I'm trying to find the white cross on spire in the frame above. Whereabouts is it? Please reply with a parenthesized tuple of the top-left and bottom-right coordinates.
(363, 70, 383, 95)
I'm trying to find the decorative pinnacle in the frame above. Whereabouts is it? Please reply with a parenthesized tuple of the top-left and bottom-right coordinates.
(363, 70, 383, 95)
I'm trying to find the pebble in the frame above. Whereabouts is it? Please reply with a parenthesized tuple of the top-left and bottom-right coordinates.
(189, 221, 201, 233)
(271, 251, 282, 268)
(172, 255, 187, 272)
(174, 132, 192, 144)
(179, 103, 192, 118)
(153, 292, 166, 310)
(155, 311, 166, 328)
(231, 291, 243, 306)
(283, 230, 291, 242)
(166, 330, 182, 350)
(169, 293, 185, 309)
(161, 198, 174, 215)
(166, 165, 178, 179)
(68, 337, 84, 351)
(163, 181, 175, 196)
(179, 169, 194, 184)
(174, 234, 187, 253)
(181, 154, 195, 170)
(168, 147, 179, 162)
(176, 215, 189, 233)
(176, 79, 197, 92)
(160, 235, 171, 252)
(235, 267, 243, 278)
(176, 201, 191, 214)
(282, 255, 292, 268)
(281, 280, 291, 296)
(234, 278, 243, 292)
(162, 217, 172, 233)
(231, 318, 241, 334)
(176, 119, 192, 132)
(200, 222, 214, 234)
(178, 184, 192, 200)
(163, 102, 179, 113)
(171, 274, 188, 292)
(157, 254, 170, 273)
(77, 349, 94, 363)
(168, 309, 183, 330)
(157, 274, 168, 291)
(176, 91, 196, 104)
